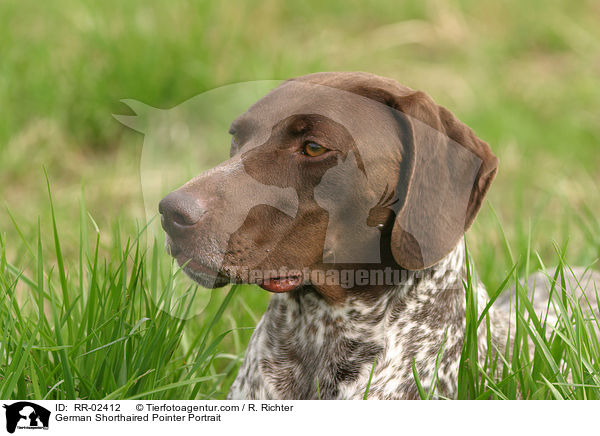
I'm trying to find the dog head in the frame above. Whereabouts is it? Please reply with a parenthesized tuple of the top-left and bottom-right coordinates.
(159, 72, 498, 302)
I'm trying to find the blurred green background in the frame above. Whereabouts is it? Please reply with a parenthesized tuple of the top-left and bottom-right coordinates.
(2, 0, 599, 247)
(1, 0, 599, 397)
(2, 0, 599, 266)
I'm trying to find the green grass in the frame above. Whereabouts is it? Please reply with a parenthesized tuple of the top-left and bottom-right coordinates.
(1, 0, 599, 399)
(1, 187, 599, 399)
(459, 246, 600, 399)
(0, 185, 268, 399)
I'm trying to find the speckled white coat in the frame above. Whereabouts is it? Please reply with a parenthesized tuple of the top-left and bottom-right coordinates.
(228, 243, 507, 399)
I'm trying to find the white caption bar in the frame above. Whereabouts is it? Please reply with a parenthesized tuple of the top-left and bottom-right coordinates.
(0, 400, 593, 435)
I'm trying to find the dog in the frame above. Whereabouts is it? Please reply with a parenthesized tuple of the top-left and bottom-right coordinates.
(158, 72, 598, 399)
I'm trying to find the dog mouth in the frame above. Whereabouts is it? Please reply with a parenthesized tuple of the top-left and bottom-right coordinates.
(168, 243, 303, 292)
(178, 255, 303, 293)
(171, 250, 230, 288)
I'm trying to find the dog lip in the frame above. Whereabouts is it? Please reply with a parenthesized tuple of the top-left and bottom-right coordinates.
(166, 242, 302, 292)
(164, 240, 217, 277)
(259, 275, 303, 293)
(166, 241, 181, 257)
(174, 253, 220, 277)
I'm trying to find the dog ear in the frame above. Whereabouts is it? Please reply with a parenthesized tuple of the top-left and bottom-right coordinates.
(291, 73, 497, 270)
(361, 87, 498, 270)
(391, 90, 498, 270)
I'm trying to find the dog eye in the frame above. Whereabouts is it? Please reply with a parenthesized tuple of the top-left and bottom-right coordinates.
(302, 142, 328, 157)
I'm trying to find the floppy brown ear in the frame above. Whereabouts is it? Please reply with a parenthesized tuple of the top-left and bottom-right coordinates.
(291, 73, 497, 270)
(385, 90, 498, 270)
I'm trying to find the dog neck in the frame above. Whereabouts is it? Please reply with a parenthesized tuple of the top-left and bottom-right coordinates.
(229, 242, 469, 399)
(296, 241, 467, 308)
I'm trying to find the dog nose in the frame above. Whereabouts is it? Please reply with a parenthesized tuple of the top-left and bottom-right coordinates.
(159, 191, 206, 231)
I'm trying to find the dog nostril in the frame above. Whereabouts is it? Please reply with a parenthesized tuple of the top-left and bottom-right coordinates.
(172, 211, 191, 226)
(159, 191, 205, 229)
